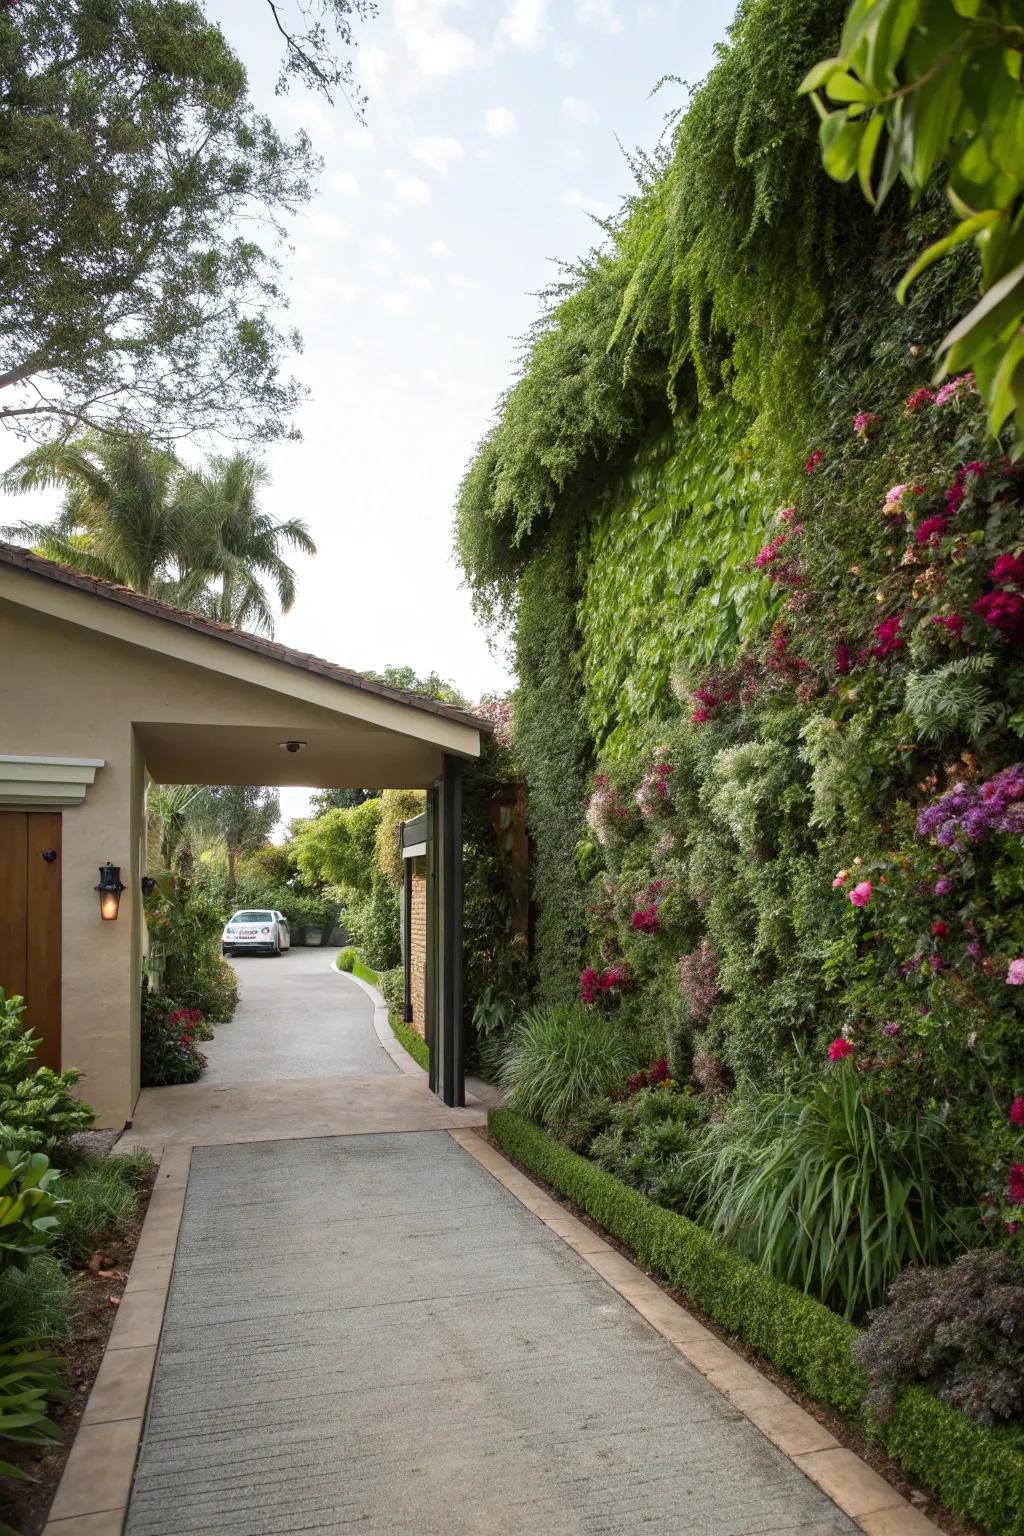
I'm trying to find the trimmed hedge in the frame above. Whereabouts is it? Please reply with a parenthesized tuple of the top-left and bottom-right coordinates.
(389, 1014, 429, 1072)
(489, 1108, 1024, 1536)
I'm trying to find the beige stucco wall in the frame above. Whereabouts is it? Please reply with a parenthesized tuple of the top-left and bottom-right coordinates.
(0, 578, 480, 1127)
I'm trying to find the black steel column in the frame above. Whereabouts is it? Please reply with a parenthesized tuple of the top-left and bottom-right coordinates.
(438, 754, 464, 1107)
(425, 784, 438, 1096)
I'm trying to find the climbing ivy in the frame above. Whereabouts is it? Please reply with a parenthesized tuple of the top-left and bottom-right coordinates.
(579, 404, 776, 753)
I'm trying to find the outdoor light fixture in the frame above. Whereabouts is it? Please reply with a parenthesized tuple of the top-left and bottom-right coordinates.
(279, 740, 307, 754)
(140, 875, 157, 899)
(95, 863, 126, 921)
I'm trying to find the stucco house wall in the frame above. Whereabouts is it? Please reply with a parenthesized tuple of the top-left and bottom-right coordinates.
(0, 558, 485, 1127)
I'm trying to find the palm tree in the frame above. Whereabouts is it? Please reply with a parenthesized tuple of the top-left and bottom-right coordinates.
(1, 438, 316, 636)
(174, 453, 317, 635)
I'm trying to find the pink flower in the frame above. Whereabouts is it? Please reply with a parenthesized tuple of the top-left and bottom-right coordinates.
(849, 880, 873, 907)
(974, 589, 1024, 638)
(991, 553, 1024, 588)
(690, 707, 710, 725)
(926, 613, 963, 640)
(835, 642, 853, 676)
(832, 869, 849, 889)
(905, 386, 935, 414)
(1007, 958, 1024, 985)
(1009, 1165, 1024, 1206)
(580, 967, 600, 1005)
(934, 876, 953, 896)
(883, 484, 907, 514)
(804, 450, 823, 475)
(883, 1020, 902, 1038)
(1009, 1097, 1024, 1127)
(828, 1038, 853, 1062)
(934, 372, 975, 408)
(853, 411, 879, 439)
(871, 614, 904, 660)
(915, 516, 948, 546)
(631, 906, 659, 934)
(755, 533, 788, 569)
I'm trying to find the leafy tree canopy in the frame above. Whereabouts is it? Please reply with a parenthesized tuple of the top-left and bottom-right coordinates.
(0, 1, 320, 443)
(366, 664, 468, 707)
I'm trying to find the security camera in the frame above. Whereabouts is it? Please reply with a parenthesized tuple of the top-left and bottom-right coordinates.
(279, 740, 307, 754)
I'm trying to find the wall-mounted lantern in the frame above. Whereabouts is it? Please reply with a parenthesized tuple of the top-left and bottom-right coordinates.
(95, 863, 127, 921)
(140, 876, 157, 899)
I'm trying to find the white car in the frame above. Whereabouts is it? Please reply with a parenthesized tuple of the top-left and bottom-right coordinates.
(222, 909, 290, 957)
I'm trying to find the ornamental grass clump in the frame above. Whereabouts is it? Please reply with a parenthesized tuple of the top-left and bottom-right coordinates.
(686, 1061, 968, 1320)
(499, 1004, 631, 1132)
(855, 1251, 1024, 1428)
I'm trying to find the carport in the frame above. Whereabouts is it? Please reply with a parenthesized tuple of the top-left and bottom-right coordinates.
(0, 541, 489, 1124)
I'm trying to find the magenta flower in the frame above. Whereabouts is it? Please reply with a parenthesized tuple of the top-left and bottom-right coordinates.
(849, 880, 873, 908)
(690, 707, 710, 725)
(871, 614, 904, 660)
(1010, 1165, 1024, 1206)
(1009, 1097, 1024, 1127)
(853, 410, 879, 438)
(933, 876, 953, 896)
(804, 450, 823, 475)
(828, 1038, 853, 1062)
(631, 906, 659, 934)
(934, 372, 975, 408)
(991, 553, 1024, 588)
(1007, 958, 1024, 986)
(905, 386, 935, 414)
(882, 1021, 901, 1038)
(915, 516, 948, 546)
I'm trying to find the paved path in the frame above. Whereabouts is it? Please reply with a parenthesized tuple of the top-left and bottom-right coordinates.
(125, 1133, 857, 1536)
(121, 952, 488, 1153)
(205, 949, 399, 1082)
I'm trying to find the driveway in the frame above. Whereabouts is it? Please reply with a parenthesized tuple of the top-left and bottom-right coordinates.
(204, 948, 398, 1082)
(125, 1132, 859, 1536)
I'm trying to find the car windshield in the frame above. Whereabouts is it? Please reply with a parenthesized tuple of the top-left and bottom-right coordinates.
(230, 911, 273, 923)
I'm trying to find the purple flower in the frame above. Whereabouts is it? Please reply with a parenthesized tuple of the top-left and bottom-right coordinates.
(933, 876, 952, 896)
(882, 1021, 901, 1038)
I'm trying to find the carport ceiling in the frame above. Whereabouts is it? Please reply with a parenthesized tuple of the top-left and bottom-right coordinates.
(134, 721, 447, 790)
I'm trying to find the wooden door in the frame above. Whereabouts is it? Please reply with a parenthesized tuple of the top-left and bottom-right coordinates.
(0, 811, 62, 1070)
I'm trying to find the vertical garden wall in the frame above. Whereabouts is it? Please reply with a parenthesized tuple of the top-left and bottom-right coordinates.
(456, 0, 1024, 1325)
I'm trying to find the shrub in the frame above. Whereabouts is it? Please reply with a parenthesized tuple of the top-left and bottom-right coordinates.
(0, 991, 94, 1156)
(148, 880, 237, 1022)
(855, 1251, 1024, 1429)
(489, 1109, 1024, 1536)
(140, 990, 206, 1087)
(342, 872, 400, 972)
(687, 1061, 968, 1320)
(499, 1005, 631, 1131)
(0, 1340, 64, 1474)
(376, 965, 404, 1015)
(589, 1085, 709, 1212)
(335, 947, 358, 973)
(0, 1151, 65, 1269)
(55, 1152, 153, 1267)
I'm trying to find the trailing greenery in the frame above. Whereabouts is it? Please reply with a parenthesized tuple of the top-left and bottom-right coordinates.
(490, 1108, 1024, 1536)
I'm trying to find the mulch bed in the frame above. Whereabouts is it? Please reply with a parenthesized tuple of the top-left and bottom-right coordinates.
(477, 1127, 981, 1536)
(1, 1165, 156, 1536)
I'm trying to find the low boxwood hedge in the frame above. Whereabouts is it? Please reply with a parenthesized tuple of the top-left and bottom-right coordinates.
(488, 1108, 1024, 1536)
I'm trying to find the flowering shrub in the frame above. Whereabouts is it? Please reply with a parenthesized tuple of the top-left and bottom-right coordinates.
(141, 989, 206, 1087)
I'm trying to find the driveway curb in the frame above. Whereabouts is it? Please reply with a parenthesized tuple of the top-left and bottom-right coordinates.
(41, 1146, 192, 1536)
(448, 1128, 942, 1536)
(334, 966, 424, 1076)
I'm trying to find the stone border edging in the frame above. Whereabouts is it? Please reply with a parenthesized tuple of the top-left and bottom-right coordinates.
(333, 964, 424, 1077)
(448, 1128, 943, 1536)
(41, 1144, 192, 1536)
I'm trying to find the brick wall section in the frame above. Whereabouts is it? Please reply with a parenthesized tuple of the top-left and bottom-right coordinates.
(409, 860, 427, 1038)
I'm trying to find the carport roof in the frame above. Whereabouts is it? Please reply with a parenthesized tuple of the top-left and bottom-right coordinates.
(0, 540, 492, 735)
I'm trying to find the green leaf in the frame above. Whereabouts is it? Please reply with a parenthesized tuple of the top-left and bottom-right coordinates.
(896, 208, 1001, 300)
(799, 57, 844, 94)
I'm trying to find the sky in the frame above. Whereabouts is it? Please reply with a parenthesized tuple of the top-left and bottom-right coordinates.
(5, 0, 740, 826)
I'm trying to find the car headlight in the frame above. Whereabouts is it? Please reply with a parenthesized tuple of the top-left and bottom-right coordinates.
(261, 926, 270, 934)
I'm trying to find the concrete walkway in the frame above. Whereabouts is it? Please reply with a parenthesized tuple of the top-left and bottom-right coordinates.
(204, 949, 398, 1083)
(120, 951, 487, 1153)
(125, 1133, 858, 1536)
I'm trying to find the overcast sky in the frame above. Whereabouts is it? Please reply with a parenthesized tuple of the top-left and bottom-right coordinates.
(5, 0, 739, 825)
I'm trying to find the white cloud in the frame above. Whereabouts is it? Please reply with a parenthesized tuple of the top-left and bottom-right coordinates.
(405, 273, 434, 293)
(576, 0, 621, 32)
(378, 292, 414, 315)
(396, 0, 480, 77)
(428, 239, 451, 259)
(483, 106, 518, 138)
(342, 127, 376, 152)
(563, 95, 598, 125)
(563, 187, 615, 218)
(496, 0, 549, 49)
(309, 212, 349, 241)
(375, 236, 397, 256)
(282, 97, 335, 142)
(394, 175, 431, 206)
(407, 134, 465, 174)
(331, 172, 361, 197)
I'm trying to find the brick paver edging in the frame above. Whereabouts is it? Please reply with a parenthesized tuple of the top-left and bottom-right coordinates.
(448, 1128, 943, 1536)
(41, 1146, 192, 1536)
